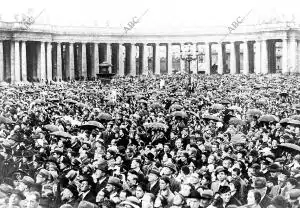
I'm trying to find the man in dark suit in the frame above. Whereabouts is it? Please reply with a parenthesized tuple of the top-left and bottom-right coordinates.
(147, 167, 160, 196)
(78, 176, 96, 204)
(94, 160, 110, 193)
(254, 177, 272, 208)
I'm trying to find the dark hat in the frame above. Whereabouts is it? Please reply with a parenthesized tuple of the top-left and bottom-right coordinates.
(271, 195, 289, 208)
(218, 186, 231, 194)
(188, 190, 201, 199)
(149, 167, 160, 176)
(107, 176, 122, 189)
(60, 156, 71, 165)
(249, 150, 259, 157)
(144, 152, 154, 161)
(289, 189, 300, 201)
(79, 176, 94, 186)
(65, 184, 79, 197)
(97, 159, 108, 172)
(269, 164, 281, 173)
(215, 166, 229, 175)
(254, 177, 267, 189)
(200, 189, 213, 200)
(46, 156, 59, 167)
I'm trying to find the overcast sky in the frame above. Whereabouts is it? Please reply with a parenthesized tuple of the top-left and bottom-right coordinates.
(0, 0, 299, 31)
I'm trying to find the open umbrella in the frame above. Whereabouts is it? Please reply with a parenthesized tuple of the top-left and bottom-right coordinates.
(64, 99, 78, 104)
(231, 134, 246, 144)
(138, 99, 148, 104)
(98, 113, 112, 121)
(150, 103, 163, 109)
(246, 109, 263, 117)
(280, 118, 291, 125)
(143, 122, 168, 131)
(50, 131, 72, 138)
(258, 115, 279, 123)
(80, 121, 104, 130)
(288, 119, 300, 126)
(290, 115, 300, 121)
(211, 104, 225, 110)
(171, 111, 188, 118)
(219, 100, 231, 105)
(187, 111, 200, 119)
(0, 116, 15, 124)
(279, 91, 289, 97)
(107, 100, 116, 106)
(76, 102, 89, 109)
(256, 98, 268, 105)
(202, 114, 222, 122)
(228, 106, 242, 112)
(229, 118, 246, 126)
(170, 104, 183, 110)
(43, 124, 60, 132)
(278, 143, 300, 154)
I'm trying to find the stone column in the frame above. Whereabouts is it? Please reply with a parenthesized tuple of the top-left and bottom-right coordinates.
(21, 41, 27, 82)
(106, 43, 112, 64)
(92, 43, 99, 77)
(15, 41, 21, 82)
(243, 41, 249, 74)
(118, 43, 125, 76)
(81, 43, 87, 79)
(261, 40, 268, 74)
(10, 42, 15, 83)
(67, 43, 75, 80)
(38, 42, 46, 82)
(288, 38, 297, 74)
(167, 43, 173, 74)
(0, 41, 3, 82)
(255, 41, 261, 74)
(130, 43, 136, 76)
(154, 43, 160, 74)
(205, 43, 211, 75)
(57, 42, 62, 81)
(142, 43, 148, 75)
(46, 43, 52, 81)
(180, 44, 185, 72)
(230, 42, 237, 74)
(281, 39, 288, 74)
(297, 40, 300, 73)
(217, 42, 224, 74)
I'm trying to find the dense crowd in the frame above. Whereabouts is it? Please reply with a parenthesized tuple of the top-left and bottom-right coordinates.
(0, 74, 300, 208)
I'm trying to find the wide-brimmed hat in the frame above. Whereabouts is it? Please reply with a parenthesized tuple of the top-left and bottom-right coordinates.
(20, 176, 35, 187)
(107, 176, 122, 189)
(254, 177, 267, 189)
(269, 164, 281, 173)
(215, 166, 229, 176)
(120, 196, 141, 208)
(200, 189, 213, 200)
(149, 167, 160, 176)
(163, 162, 177, 173)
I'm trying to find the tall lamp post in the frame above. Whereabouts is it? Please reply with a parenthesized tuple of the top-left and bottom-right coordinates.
(180, 44, 199, 96)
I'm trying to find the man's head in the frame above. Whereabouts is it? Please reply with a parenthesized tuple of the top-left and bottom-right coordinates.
(159, 176, 170, 191)
(253, 177, 268, 196)
(25, 192, 40, 208)
(179, 183, 194, 197)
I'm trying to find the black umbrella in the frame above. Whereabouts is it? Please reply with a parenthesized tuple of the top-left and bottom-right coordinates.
(278, 143, 300, 154)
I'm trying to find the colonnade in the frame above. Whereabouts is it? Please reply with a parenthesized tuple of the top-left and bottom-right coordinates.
(0, 37, 299, 83)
